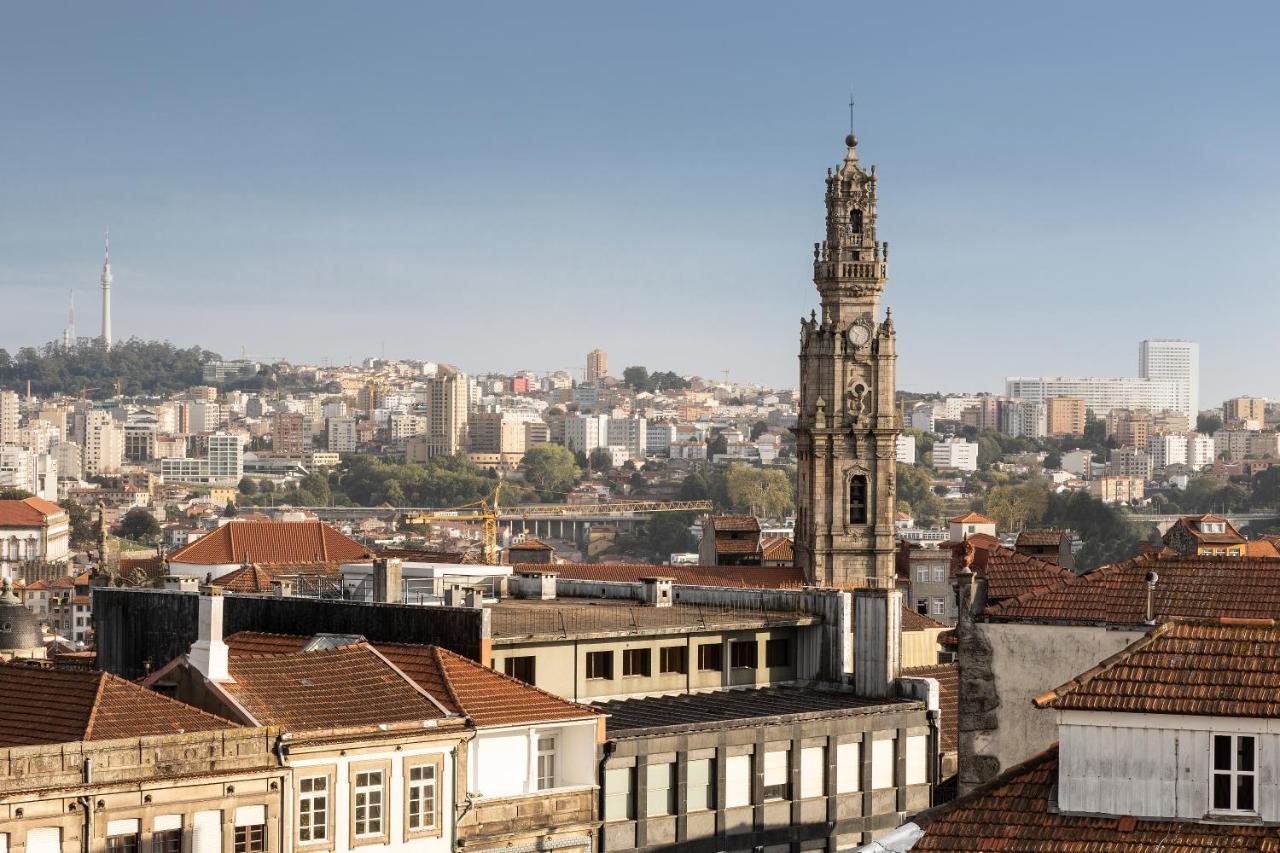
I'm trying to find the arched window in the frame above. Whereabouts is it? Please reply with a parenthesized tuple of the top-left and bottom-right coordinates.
(849, 475, 868, 525)
(849, 208, 863, 234)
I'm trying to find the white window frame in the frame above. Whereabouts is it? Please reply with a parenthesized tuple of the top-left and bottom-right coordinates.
(1210, 733, 1258, 814)
(353, 770, 385, 837)
(915, 567, 929, 583)
(932, 597, 946, 616)
(536, 735, 557, 790)
(406, 763, 437, 832)
(762, 748, 790, 802)
(685, 757, 715, 812)
(298, 775, 329, 843)
(932, 566, 946, 584)
(604, 766, 635, 822)
(725, 754, 752, 808)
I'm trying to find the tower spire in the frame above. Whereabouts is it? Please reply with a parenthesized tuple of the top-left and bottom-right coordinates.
(100, 229, 113, 350)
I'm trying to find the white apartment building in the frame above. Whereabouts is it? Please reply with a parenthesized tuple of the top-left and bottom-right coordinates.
(83, 409, 124, 476)
(1188, 433, 1215, 469)
(1139, 338, 1199, 421)
(1148, 433, 1189, 469)
(54, 441, 82, 480)
(999, 399, 1046, 439)
(606, 417, 647, 459)
(933, 437, 979, 472)
(645, 422, 678, 457)
(327, 416, 358, 453)
(207, 432, 244, 482)
(0, 446, 57, 502)
(896, 433, 917, 465)
(0, 390, 18, 445)
(907, 404, 936, 433)
(1005, 376, 1179, 417)
(564, 414, 609, 454)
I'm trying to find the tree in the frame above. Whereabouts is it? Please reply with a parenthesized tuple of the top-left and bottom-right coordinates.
(521, 444, 582, 499)
(588, 448, 614, 472)
(0, 488, 33, 500)
(976, 435, 1003, 469)
(1043, 452, 1063, 471)
(1252, 467, 1280, 509)
(222, 501, 238, 518)
(60, 499, 95, 548)
(118, 507, 160, 542)
(896, 463, 942, 523)
(750, 420, 770, 440)
(723, 465, 793, 519)
(707, 432, 728, 458)
(258, 478, 275, 494)
(983, 482, 1050, 533)
(238, 477, 258, 496)
(1197, 413, 1223, 434)
(622, 366, 651, 392)
(1042, 491, 1138, 572)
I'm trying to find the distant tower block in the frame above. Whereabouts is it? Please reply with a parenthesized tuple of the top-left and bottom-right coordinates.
(100, 232, 113, 350)
(63, 290, 76, 349)
(586, 348, 608, 382)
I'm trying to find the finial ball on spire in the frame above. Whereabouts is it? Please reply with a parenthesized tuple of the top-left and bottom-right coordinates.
(845, 133, 858, 148)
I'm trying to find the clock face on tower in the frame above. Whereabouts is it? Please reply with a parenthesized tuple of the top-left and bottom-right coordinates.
(847, 323, 871, 347)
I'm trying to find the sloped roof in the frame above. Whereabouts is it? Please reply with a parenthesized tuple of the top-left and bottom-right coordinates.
(520, 562, 807, 589)
(961, 545, 1076, 602)
(221, 642, 446, 730)
(901, 607, 948, 632)
(1035, 618, 1280, 718)
(949, 512, 995, 525)
(0, 497, 66, 527)
(0, 664, 234, 747)
(167, 520, 372, 565)
(984, 555, 1280, 626)
(760, 536, 794, 562)
(903, 663, 957, 751)
(913, 746, 1280, 850)
(710, 515, 760, 533)
(1015, 529, 1066, 548)
(211, 565, 275, 593)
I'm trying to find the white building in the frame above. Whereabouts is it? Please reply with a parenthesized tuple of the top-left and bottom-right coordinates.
(933, 437, 979, 472)
(1148, 433, 1188, 469)
(606, 417, 647, 460)
(1139, 338, 1199, 421)
(0, 390, 18, 445)
(208, 432, 244, 483)
(1060, 449, 1093, 477)
(1188, 433, 1215, 469)
(895, 433, 917, 465)
(327, 416, 358, 453)
(999, 399, 1046, 439)
(0, 497, 70, 575)
(0, 446, 57, 502)
(645, 422, 678, 457)
(1005, 376, 1179, 418)
(83, 409, 124, 476)
(564, 414, 609, 454)
(907, 404, 936, 433)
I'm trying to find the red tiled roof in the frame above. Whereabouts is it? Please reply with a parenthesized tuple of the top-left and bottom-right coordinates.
(509, 539, 553, 551)
(168, 520, 372, 565)
(0, 497, 66, 527)
(903, 663, 957, 751)
(221, 642, 446, 731)
(901, 607, 947, 632)
(760, 536, 794, 562)
(713, 537, 760, 554)
(377, 547, 476, 564)
(0, 664, 234, 747)
(1247, 540, 1280, 558)
(710, 515, 760, 533)
(956, 545, 1076, 602)
(211, 565, 275, 593)
(984, 555, 1280, 625)
(520, 562, 808, 589)
(949, 512, 995, 525)
(914, 745, 1280, 850)
(1035, 618, 1280, 718)
(1015, 529, 1066, 548)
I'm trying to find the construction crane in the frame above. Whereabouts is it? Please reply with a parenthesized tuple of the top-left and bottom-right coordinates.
(400, 482, 713, 565)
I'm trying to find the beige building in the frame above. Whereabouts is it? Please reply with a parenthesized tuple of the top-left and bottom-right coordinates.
(272, 412, 307, 455)
(1087, 475, 1144, 504)
(586, 348, 608, 382)
(422, 370, 471, 458)
(83, 409, 124, 476)
(1044, 396, 1086, 437)
(0, 390, 18, 445)
(1224, 395, 1267, 427)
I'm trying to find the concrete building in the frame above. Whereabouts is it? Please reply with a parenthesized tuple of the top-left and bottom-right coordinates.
(0, 389, 18, 445)
(606, 416, 648, 460)
(997, 398, 1046, 439)
(1087, 475, 1144, 504)
(1108, 446, 1153, 480)
(1188, 432, 1215, 468)
(932, 438, 978, 472)
(1139, 338, 1199, 420)
(895, 432, 916, 465)
(424, 370, 472, 458)
(1224, 395, 1267, 427)
(644, 421, 677, 457)
(327, 416, 358, 453)
(586, 348, 608, 382)
(1045, 396, 1087, 437)
(272, 411, 307, 455)
(1005, 376, 1179, 417)
(564, 413, 609, 454)
(1148, 432, 1188, 469)
(0, 445, 57, 502)
(83, 409, 124, 476)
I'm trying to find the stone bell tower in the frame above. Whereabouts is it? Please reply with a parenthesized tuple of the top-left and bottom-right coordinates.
(794, 130, 899, 588)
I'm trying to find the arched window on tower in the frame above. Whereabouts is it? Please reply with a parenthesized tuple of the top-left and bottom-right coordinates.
(849, 475, 868, 525)
(849, 208, 863, 234)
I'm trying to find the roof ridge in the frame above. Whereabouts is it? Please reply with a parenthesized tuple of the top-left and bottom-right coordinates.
(432, 645, 602, 720)
(913, 744, 1060, 831)
(428, 646, 467, 715)
(361, 643, 452, 717)
(1033, 621, 1172, 708)
(81, 670, 110, 740)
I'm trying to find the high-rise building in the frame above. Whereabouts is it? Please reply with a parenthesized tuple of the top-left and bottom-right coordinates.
(1138, 339, 1198, 420)
(83, 409, 123, 476)
(1005, 376, 1179, 417)
(424, 370, 472, 458)
(564, 414, 609, 454)
(326, 416, 357, 453)
(586, 349, 608, 382)
(0, 390, 19, 445)
(1045, 397, 1087, 437)
(794, 129, 898, 588)
(206, 432, 244, 483)
(100, 232, 113, 350)
(1223, 396, 1267, 427)
(272, 412, 307, 456)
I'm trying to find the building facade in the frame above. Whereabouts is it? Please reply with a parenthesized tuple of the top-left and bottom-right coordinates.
(1138, 338, 1198, 420)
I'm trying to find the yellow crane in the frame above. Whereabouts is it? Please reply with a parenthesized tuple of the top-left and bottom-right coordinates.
(401, 482, 713, 565)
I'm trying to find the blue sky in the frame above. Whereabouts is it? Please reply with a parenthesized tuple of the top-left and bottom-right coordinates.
(2, 2, 1278, 406)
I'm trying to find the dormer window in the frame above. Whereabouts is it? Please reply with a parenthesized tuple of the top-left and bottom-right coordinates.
(1212, 734, 1256, 813)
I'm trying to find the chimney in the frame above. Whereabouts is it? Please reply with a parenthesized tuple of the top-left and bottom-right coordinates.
(445, 586, 466, 607)
(1144, 570, 1159, 624)
(515, 570, 557, 600)
(189, 586, 232, 683)
(164, 575, 199, 593)
(854, 587, 901, 698)
(640, 577, 674, 608)
(372, 558, 403, 605)
(271, 579, 293, 598)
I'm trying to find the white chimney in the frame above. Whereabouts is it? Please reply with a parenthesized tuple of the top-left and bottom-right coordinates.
(854, 587, 902, 698)
(189, 586, 232, 683)
(640, 577, 674, 608)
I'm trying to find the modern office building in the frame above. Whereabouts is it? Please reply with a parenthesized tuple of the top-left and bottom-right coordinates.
(1139, 338, 1198, 420)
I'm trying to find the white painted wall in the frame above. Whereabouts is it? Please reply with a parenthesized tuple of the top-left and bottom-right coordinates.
(1058, 711, 1280, 822)
(468, 720, 597, 799)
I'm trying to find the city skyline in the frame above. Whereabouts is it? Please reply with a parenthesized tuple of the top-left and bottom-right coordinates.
(2, 2, 1278, 405)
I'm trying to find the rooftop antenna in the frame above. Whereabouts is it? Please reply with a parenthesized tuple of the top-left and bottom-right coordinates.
(848, 92, 855, 134)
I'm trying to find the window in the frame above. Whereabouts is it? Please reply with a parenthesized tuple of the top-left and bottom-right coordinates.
(849, 475, 868, 524)
(504, 655, 536, 684)
(697, 643, 723, 672)
(354, 770, 385, 837)
(623, 648, 651, 677)
(107, 834, 139, 853)
(1212, 734, 1256, 813)
(586, 650, 614, 680)
(906, 734, 928, 786)
(915, 599, 928, 615)
(763, 749, 790, 801)
(836, 741, 861, 794)
(659, 646, 687, 674)
(765, 638, 791, 668)
(872, 738, 895, 790)
(536, 735, 557, 789)
(604, 767, 635, 821)
(233, 826, 264, 853)
(686, 757, 716, 812)
(915, 567, 929, 583)
(407, 764, 438, 832)
(646, 762, 676, 817)
(800, 746, 825, 799)
(932, 598, 945, 616)
(731, 640, 758, 669)
(152, 830, 181, 853)
(299, 775, 329, 842)
(849, 208, 863, 233)
(932, 566, 946, 584)
(725, 754, 751, 808)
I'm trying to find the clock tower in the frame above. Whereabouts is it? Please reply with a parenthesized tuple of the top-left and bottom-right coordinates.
(794, 130, 899, 588)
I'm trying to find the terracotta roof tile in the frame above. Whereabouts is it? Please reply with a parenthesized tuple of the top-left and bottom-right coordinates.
(951, 542, 1075, 602)
(984, 555, 1280, 625)
(0, 497, 66, 527)
(1035, 618, 1280, 718)
(0, 664, 234, 747)
(903, 663, 957, 751)
(914, 746, 1280, 850)
(949, 512, 995, 525)
(1015, 529, 1066, 548)
(221, 643, 446, 731)
(760, 536, 794, 561)
(901, 607, 947, 632)
(520, 562, 808, 589)
(710, 515, 760, 533)
(167, 520, 371, 566)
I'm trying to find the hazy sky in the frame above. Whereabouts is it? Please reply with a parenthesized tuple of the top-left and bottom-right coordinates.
(2, 2, 1278, 406)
